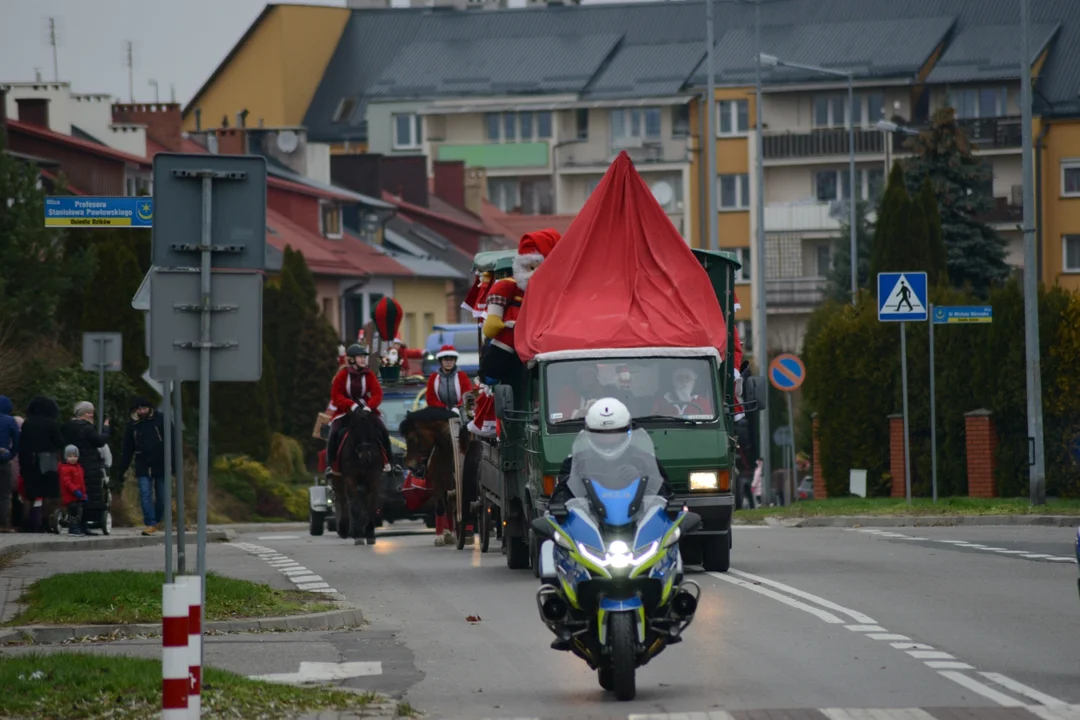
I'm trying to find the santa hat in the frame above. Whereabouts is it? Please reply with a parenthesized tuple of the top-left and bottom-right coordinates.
(436, 345, 459, 360)
(517, 228, 561, 260)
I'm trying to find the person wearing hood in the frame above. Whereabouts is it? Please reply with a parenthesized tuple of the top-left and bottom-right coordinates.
(61, 401, 110, 501)
(115, 396, 165, 536)
(18, 396, 66, 533)
(0, 395, 20, 533)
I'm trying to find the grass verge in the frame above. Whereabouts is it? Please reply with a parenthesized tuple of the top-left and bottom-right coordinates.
(735, 496, 1080, 524)
(5, 570, 334, 627)
(1, 652, 380, 720)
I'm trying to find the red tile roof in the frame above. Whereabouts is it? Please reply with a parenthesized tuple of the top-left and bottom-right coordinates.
(266, 208, 412, 278)
(480, 199, 579, 242)
(7, 119, 151, 167)
(383, 190, 492, 235)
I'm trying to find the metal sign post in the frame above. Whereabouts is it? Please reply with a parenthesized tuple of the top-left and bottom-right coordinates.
(878, 272, 928, 505)
(149, 153, 266, 668)
(162, 377, 173, 584)
(81, 333, 122, 433)
(768, 353, 805, 507)
(930, 304, 993, 504)
(174, 381, 186, 574)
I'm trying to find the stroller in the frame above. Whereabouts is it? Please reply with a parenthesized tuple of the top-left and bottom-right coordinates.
(50, 446, 113, 535)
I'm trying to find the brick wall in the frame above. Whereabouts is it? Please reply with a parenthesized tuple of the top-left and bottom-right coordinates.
(888, 414, 906, 498)
(965, 409, 998, 498)
(812, 413, 826, 499)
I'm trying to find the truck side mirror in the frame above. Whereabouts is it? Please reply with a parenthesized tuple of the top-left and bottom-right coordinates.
(743, 375, 768, 413)
(493, 384, 514, 420)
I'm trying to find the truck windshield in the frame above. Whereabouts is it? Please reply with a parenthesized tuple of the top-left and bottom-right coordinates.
(544, 357, 719, 426)
(381, 391, 424, 436)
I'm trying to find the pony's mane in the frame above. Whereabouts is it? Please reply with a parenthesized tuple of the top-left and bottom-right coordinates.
(399, 405, 457, 435)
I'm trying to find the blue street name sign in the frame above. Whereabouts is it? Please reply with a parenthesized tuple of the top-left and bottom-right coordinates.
(932, 306, 993, 324)
(878, 272, 928, 323)
(44, 196, 153, 228)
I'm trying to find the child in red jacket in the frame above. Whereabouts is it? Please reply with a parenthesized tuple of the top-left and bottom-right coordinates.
(59, 445, 87, 536)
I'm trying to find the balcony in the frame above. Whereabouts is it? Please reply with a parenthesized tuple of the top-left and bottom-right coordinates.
(955, 117, 1022, 149)
(766, 277, 828, 310)
(762, 127, 885, 160)
(433, 142, 549, 170)
(979, 185, 1023, 225)
(557, 136, 688, 169)
(765, 201, 879, 233)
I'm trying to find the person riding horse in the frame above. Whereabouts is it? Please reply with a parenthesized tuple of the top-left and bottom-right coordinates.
(326, 344, 395, 479)
(425, 345, 474, 414)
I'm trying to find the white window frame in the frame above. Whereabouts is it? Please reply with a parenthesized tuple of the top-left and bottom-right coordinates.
(734, 247, 752, 283)
(1061, 159, 1080, 198)
(320, 201, 343, 240)
(716, 99, 749, 137)
(391, 113, 422, 150)
(1064, 235, 1080, 273)
(611, 108, 662, 141)
(484, 111, 553, 143)
(718, 173, 750, 210)
(812, 94, 849, 129)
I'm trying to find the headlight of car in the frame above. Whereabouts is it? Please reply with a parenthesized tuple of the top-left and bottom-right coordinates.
(689, 471, 719, 491)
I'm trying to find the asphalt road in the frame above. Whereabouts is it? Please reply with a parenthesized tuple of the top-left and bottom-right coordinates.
(230, 522, 1080, 720)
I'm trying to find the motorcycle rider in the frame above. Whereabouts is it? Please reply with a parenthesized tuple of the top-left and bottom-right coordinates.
(550, 398, 672, 506)
(326, 344, 394, 478)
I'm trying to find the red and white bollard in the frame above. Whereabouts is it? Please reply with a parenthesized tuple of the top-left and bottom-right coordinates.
(162, 583, 190, 719)
(176, 576, 203, 719)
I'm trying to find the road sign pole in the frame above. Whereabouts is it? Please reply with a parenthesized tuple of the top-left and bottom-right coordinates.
(900, 321, 912, 505)
(96, 338, 106, 434)
(174, 380, 186, 575)
(928, 303, 938, 504)
(196, 175, 212, 665)
(786, 391, 795, 505)
(163, 378, 173, 584)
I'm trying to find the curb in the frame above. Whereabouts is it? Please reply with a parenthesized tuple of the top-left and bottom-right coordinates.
(208, 522, 308, 534)
(0, 530, 231, 559)
(739, 514, 1080, 528)
(0, 604, 365, 646)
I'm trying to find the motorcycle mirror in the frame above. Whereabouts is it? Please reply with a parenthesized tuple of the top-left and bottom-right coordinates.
(531, 516, 556, 538)
(548, 501, 569, 522)
(680, 511, 703, 535)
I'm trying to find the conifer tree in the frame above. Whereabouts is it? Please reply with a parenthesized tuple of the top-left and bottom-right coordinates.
(917, 177, 948, 287)
(81, 239, 147, 383)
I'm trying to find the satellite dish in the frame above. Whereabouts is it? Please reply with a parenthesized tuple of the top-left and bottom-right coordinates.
(276, 130, 299, 154)
(651, 180, 674, 207)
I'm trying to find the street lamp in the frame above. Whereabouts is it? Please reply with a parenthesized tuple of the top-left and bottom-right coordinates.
(874, 119, 918, 178)
(760, 53, 858, 306)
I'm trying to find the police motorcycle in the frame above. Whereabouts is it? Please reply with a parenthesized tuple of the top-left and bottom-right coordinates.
(531, 427, 702, 701)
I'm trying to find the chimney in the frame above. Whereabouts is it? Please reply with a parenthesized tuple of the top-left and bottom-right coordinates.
(464, 166, 487, 218)
(433, 160, 466, 210)
(215, 127, 246, 155)
(378, 156, 428, 207)
(16, 97, 49, 129)
(330, 153, 384, 198)
(112, 102, 184, 151)
(237, 109, 249, 128)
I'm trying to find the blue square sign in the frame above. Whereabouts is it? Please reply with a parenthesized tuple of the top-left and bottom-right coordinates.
(878, 272, 928, 322)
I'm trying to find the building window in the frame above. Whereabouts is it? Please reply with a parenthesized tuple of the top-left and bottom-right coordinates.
(672, 105, 690, 137)
(486, 112, 500, 141)
(1062, 161, 1080, 197)
(719, 173, 750, 210)
(489, 178, 519, 212)
(537, 111, 552, 139)
(816, 244, 831, 277)
(866, 168, 885, 201)
(332, 97, 357, 124)
(322, 297, 333, 319)
(575, 108, 589, 140)
(423, 312, 436, 338)
(947, 87, 1008, 120)
(611, 108, 662, 141)
(866, 93, 884, 126)
(404, 312, 416, 348)
(585, 177, 601, 198)
(520, 111, 534, 140)
(392, 113, 421, 149)
(320, 202, 342, 239)
(1065, 236, 1080, 272)
(717, 99, 749, 136)
(734, 247, 752, 282)
(503, 112, 517, 141)
(485, 110, 552, 142)
(815, 170, 856, 201)
(813, 94, 848, 128)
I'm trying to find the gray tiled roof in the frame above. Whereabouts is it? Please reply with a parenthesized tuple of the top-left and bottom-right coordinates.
(926, 23, 1061, 84)
(303, 0, 1080, 143)
(367, 34, 623, 99)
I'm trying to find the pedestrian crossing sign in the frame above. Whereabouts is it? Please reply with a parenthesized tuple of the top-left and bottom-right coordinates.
(877, 272, 928, 322)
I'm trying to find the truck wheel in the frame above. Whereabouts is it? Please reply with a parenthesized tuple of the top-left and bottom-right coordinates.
(702, 533, 731, 572)
(310, 511, 325, 536)
(506, 534, 530, 569)
(608, 612, 637, 701)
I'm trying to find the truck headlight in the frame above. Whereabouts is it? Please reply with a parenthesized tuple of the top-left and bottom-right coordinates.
(689, 471, 719, 491)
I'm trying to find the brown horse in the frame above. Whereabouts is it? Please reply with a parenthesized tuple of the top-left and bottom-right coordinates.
(333, 409, 386, 545)
(399, 406, 469, 546)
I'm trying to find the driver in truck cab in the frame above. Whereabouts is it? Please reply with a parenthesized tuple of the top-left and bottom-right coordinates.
(550, 398, 673, 506)
(651, 366, 714, 418)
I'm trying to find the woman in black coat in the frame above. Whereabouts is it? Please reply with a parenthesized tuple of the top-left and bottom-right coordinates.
(18, 396, 66, 532)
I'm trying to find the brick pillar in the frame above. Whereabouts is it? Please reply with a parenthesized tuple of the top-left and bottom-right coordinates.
(811, 413, 826, 499)
(965, 409, 998, 498)
(888, 414, 906, 498)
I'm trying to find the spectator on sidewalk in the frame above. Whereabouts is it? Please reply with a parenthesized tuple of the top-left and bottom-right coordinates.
(61, 401, 110, 510)
(59, 445, 87, 537)
(10, 415, 26, 531)
(0, 395, 20, 533)
(115, 396, 165, 536)
(18, 397, 65, 533)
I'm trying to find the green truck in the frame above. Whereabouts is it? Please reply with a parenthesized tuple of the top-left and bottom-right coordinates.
(465, 248, 766, 574)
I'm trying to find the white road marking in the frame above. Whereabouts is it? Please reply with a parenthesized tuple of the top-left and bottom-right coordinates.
(821, 710, 937, 720)
(846, 625, 887, 632)
(906, 650, 954, 660)
(296, 582, 330, 590)
(855, 531, 1079, 564)
(228, 542, 340, 595)
(728, 569, 877, 624)
(1026, 705, 1080, 720)
(708, 572, 845, 624)
(257, 534, 300, 540)
(924, 661, 975, 670)
(281, 567, 313, 576)
(978, 672, 1068, 707)
(289, 574, 324, 584)
(629, 713, 735, 720)
(891, 642, 935, 650)
(937, 670, 1027, 707)
(251, 660, 381, 683)
(866, 633, 911, 641)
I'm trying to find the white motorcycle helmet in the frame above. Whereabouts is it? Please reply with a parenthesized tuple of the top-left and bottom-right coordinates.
(583, 398, 633, 460)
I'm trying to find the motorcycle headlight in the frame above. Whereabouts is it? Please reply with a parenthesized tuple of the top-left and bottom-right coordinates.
(577, 540, 659, 571)
(689, 471, 719, 491)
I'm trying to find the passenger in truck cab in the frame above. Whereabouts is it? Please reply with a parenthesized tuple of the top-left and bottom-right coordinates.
(555, 364, 607, 421)
(651, 366, 714, 418)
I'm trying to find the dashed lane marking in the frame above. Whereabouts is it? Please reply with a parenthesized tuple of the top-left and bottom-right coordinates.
(228, 542, 340, 596)
(849, 528, 1078, 564)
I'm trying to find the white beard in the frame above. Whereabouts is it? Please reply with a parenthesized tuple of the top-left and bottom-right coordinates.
(674, 384, 694, 403)
(513, 252, 545, 290)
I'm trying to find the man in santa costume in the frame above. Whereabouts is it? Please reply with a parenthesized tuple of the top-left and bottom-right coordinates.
(326, 344, 394, 478)
(425, 345, 474, 412)
(470, 228, 562, 438)
(652, 365, 715, 418)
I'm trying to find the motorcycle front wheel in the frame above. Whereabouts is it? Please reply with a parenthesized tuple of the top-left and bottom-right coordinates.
(608, 612, 637, 701)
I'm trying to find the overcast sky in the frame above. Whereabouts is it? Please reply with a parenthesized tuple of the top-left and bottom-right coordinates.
(0, 0, 630, 107)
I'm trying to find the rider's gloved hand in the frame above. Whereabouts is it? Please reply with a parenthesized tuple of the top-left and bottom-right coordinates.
(362, 406, 372, 412)
(450, 407, 460, 417)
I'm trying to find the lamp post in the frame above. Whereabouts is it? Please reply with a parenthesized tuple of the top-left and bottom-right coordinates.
(760, 53, 858, 305)
(875, 119, 919, 177)
(753, 0, 771, 505)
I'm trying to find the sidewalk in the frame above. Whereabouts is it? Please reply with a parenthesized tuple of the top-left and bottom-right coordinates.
(0, 526, 230, 558)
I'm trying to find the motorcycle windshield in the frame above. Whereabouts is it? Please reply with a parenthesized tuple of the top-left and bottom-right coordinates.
(566, 428, 665, 525)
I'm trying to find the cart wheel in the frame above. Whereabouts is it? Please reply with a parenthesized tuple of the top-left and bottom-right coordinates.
(479, 497, 491, 553)
(455, 505, 469, 550)
(102, 511, 112, 536)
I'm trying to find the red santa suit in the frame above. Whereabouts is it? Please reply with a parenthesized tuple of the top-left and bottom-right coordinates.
(328, 364, 383, 421)
(732, 292, 745, 421)
(651, 367, 715, 418)
(425, 346, 474, 409)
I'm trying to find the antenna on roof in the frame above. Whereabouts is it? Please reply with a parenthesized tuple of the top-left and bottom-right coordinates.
(124, 40, 134, 102)
(44, 17, 61, 82)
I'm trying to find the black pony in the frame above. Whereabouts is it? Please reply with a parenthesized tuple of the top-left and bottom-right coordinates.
(334, 408, 386, 545)
(399, 406, 462, 546)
